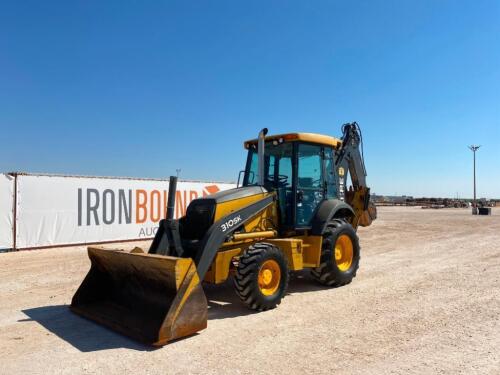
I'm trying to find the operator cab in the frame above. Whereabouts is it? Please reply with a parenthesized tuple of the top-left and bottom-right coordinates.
(242, 133, 342, 230)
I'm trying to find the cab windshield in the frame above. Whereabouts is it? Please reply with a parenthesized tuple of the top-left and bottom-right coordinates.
(243, 142, 293, 189)
(244, 142, 293, 226)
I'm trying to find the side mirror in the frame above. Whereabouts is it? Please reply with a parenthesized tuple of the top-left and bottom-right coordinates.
(237, 170, 245, 187)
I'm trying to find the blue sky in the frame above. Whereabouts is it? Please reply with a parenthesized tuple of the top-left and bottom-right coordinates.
(1, 1, 499, 198)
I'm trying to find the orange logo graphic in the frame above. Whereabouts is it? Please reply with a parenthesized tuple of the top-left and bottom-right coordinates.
(203, 185, 220, 195)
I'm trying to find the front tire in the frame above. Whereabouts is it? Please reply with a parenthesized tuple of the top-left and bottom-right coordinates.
(311, 219, 360, 287)
(233, 243, 289, 311)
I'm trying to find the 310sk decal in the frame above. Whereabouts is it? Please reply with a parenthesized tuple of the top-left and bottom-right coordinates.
(220, 215, 242, 232)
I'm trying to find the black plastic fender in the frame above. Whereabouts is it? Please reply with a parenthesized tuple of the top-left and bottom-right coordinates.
(310, 199, 355, 235)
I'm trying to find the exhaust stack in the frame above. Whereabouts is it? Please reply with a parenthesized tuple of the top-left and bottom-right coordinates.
(258, 128, 268, 186)
(166, 175, 177, 220)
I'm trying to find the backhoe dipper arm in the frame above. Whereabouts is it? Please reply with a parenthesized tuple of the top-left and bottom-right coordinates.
(335, 122, 376, 227)
(335, 122, 367, 189)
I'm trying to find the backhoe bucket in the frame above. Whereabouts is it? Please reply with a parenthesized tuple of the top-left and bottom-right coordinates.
(70, 247, 207, 346)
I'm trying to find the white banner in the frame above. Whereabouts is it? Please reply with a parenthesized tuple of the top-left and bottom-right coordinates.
(16, 175, 235, 249)
(0, 174, 14, 250)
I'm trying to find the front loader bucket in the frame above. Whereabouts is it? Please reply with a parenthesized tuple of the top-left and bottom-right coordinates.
(70, 247, 207, 346)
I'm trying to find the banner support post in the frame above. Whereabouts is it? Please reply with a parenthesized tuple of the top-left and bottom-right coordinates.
(11, 173, 17, 251)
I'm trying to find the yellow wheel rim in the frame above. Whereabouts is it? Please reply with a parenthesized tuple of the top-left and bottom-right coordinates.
(258, 259, 281, 296)
(334, 234, 353, 272)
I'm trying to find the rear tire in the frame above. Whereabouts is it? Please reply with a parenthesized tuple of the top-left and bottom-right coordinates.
(311, 219, 360, 287)
(233, 243, 289, 311)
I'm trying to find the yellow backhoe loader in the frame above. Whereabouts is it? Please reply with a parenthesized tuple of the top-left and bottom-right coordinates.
(71, 122, 377, 346)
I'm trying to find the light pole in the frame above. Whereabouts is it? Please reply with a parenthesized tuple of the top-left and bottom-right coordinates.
(468, 145, 480, 214)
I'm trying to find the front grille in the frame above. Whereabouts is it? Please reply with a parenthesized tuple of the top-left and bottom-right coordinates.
(180, 199, 216, 240)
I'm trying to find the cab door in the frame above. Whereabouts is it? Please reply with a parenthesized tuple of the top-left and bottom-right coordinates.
(296, 143, 325, 226)
(295, 143, 337, 227)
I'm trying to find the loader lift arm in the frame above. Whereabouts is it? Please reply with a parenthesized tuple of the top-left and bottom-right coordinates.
(150, 176, 275, 280)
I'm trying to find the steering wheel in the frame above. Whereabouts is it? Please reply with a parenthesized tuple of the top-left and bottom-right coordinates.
(277, 175, 288, 184)
(265, 175, 289, 188)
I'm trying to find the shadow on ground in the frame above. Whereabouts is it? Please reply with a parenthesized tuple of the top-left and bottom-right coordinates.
(205, 270, 327, 320)
(21, 305, 157, 353)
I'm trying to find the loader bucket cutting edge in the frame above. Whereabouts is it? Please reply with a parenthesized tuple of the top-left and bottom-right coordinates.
(70, 247, 208, 346)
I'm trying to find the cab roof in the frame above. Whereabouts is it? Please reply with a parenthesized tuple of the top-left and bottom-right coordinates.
(244, 132, 342, 149)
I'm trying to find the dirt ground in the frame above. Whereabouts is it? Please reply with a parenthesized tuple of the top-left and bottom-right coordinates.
(0, 207, 499, 375)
